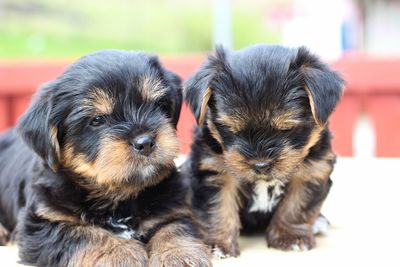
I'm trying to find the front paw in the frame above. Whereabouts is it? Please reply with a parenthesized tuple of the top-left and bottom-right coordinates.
(149, 240, 212, 267)
(73, 239, 148, 267)
(267, 224, 315, 252)
(0, 223, 9, 245)
(211, 238, 240, 259)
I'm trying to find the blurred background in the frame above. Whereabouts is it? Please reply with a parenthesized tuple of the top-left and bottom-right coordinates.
(1, 0, 399, 157)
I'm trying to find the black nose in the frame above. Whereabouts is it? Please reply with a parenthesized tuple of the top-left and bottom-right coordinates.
(132, 135, 156, 156)
(253, 162, 271, 174)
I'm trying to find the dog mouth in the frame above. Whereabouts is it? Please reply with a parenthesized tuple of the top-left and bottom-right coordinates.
(247, 161, 286, 182)
(252, 170, 275, 182)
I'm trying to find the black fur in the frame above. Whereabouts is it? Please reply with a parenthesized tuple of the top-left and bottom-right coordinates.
(0, 50, 210, 267)
(184, 44, 344, 255)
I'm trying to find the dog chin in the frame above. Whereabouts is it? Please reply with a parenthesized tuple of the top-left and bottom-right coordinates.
(124, 162, 174, 186)
(138, 165, 158, 178)
(252, 170, 288, 184)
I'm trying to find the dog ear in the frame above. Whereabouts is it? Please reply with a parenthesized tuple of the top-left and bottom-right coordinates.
(292, 47, 344, 127)
(164, 70, 183, 128)
(17, 81, 61, 172)
(185, 46, 229, 125)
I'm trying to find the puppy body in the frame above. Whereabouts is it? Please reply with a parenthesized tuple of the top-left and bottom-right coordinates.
(0, 50, 211, 267)
(184, 45, 343, 256)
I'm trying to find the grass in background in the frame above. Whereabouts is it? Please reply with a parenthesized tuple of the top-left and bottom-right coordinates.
(0, 0, 281, 58)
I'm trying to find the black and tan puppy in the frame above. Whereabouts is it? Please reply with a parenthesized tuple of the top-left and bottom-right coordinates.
(184, 45, 343, 257)
(0, 50, 211, 267)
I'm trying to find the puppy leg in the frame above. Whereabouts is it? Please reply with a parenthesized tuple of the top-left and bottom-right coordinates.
(267, 155, 334, 251)
(147, 215, 212, 267)
(0, 223, 10, 245)
(69, 230, 148, 267)
(201, 172, 241, 258)
(18, 212, 148, 267)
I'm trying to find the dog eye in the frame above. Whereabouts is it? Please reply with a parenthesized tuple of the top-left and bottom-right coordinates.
(278, 126, 293, 131)
(90, 115, 106, 127)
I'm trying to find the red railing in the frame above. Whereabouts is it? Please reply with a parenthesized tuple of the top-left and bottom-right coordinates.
(1, 55, 399, 157)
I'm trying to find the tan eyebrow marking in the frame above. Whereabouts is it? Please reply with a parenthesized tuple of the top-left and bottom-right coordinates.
(271, 110, 302, 130)
(84, 89, 115, 115)
(139, 76, 166, 101)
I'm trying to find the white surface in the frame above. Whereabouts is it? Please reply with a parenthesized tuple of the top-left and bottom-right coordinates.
(1, 157, 400, 266)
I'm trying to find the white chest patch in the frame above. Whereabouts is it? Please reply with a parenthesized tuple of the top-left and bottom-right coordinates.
(139, 165, 156, 178)
(249, 180, 285, 213)
(107, 217, 137, 240)
(115, 228, 136, 239)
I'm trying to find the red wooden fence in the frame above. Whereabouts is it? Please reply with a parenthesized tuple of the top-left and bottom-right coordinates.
(1, 55, 399, 157)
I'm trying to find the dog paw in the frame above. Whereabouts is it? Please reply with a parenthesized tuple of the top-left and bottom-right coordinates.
(149, 243, 212, 267)
(211, 239, 240, 259)
(0, 223, 9, 245)
(312, 215, 330, 235)
(267, 224, 315, 252)
(268, 233, 315, 251)
(73, 239, 148, 267)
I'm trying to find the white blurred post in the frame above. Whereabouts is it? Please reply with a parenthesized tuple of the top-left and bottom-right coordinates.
(353, 114, 376, 158)
(213, 0, 232, 49)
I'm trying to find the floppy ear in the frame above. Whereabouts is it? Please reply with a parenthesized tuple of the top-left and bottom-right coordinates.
(164, 70, 183, 127)
(17, 81, 61, 172)
(292, 47, 344, 127)
(184, 46, 228, 125)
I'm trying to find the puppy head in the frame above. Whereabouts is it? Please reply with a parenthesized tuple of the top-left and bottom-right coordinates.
(18, 50, 182, 194)
(185, 45, 343, 182)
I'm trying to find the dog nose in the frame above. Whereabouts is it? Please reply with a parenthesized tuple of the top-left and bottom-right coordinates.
(132, 135, 156, 156)
(253, 162, 271, 174)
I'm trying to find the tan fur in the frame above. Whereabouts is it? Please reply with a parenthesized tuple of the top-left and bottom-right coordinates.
(60, 122, 179, 199)
(207, 118, 224, 145)
(155, 123, 180, 160)
(147, 222, 211, 267)
(140, 76, 166, 101)
(95, 139, 134, 185)
(266, 216, 315, 251)
(0, 223, 9, 245)
(61, 141, 132, 184)
(61, 143, 142, 201)
(68, 226, 148, 267)
(199, 154, 225, 173)
(217, 109, 269, 133)
(197, 87, 213, 125)
(300, 151, 335, 182)
(206, 170, 241, 257)
(271, 110, 302, 130)
(267, 148, 334, 250)
(272, 145, 304, 180)
(137, 208, 192, 235)
(85, 89, 115, 115)
(61, 145, 93, 176)
(218, 109, 302, 132)
(224, 145, 304, 184)
(36, 204, 80, 224)
(224, 149, 251, 177)
(302, 127, 323, 156)
(278, 149, 334, 222)
(217, 113, 243, 133)
(49, 126, 61, 171)
(209, 117, 333, 251)
(304, 85, 323, 127)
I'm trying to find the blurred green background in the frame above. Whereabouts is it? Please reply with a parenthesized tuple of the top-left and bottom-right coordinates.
(0, 0, 282, 58)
